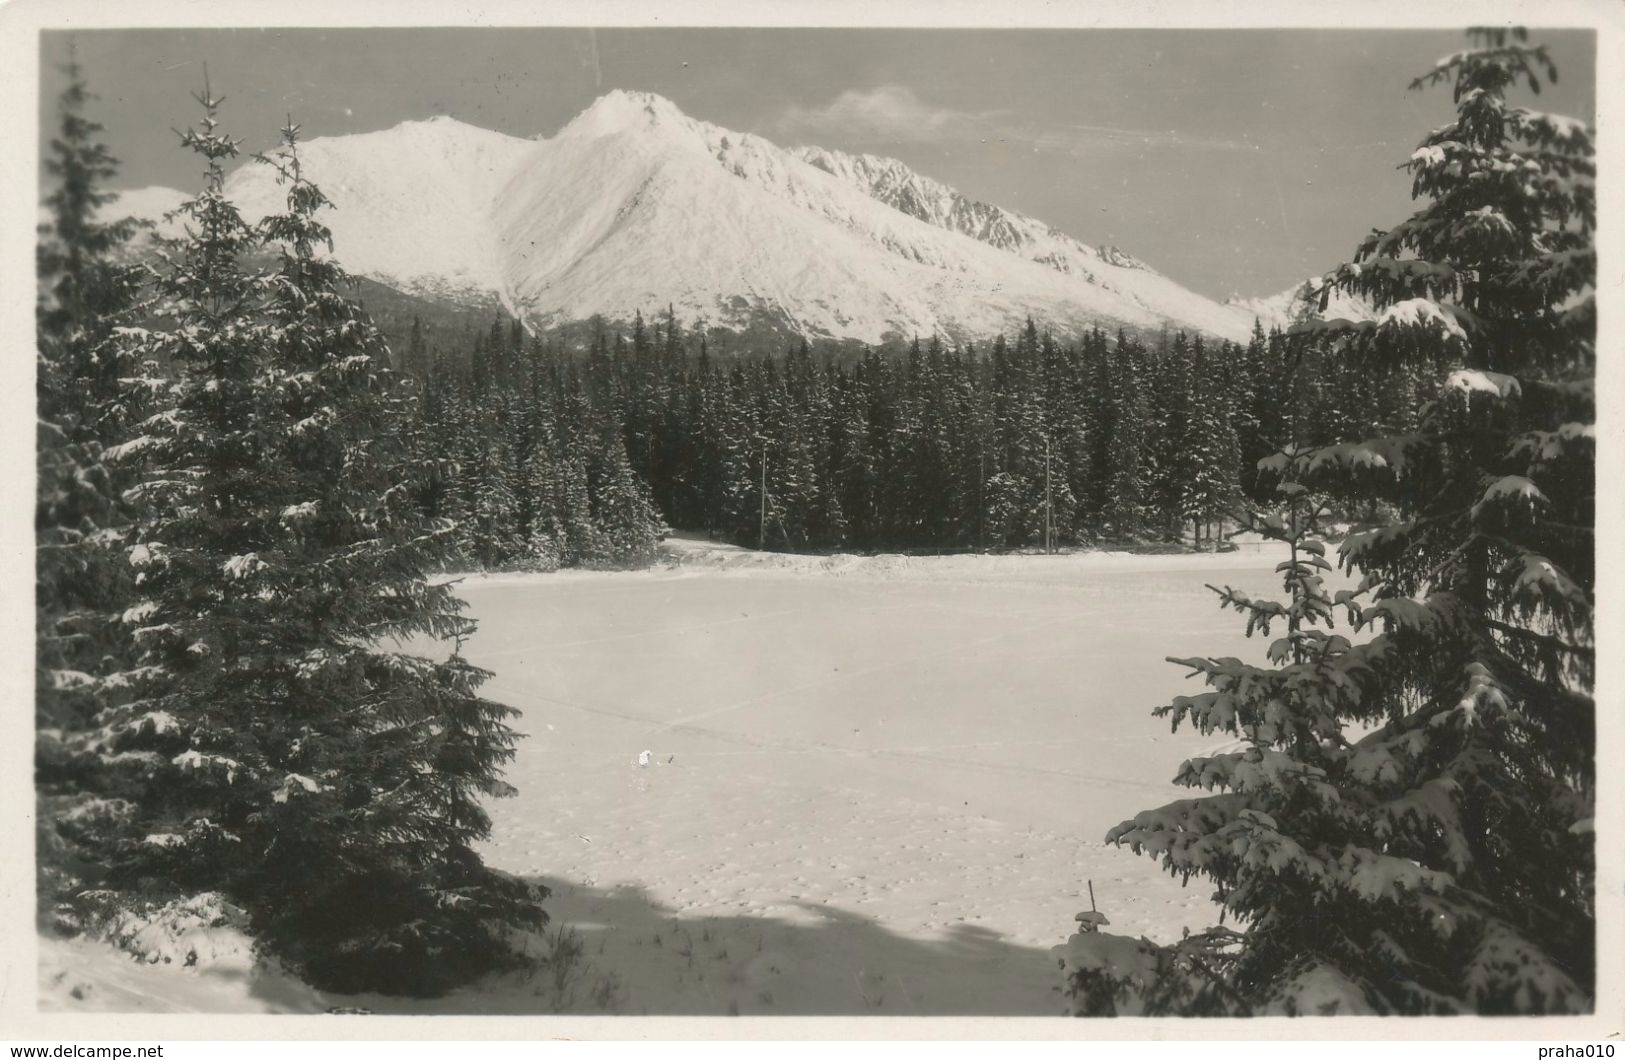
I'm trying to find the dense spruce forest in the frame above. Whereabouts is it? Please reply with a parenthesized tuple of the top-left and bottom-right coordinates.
(400, 311, 1442, 569)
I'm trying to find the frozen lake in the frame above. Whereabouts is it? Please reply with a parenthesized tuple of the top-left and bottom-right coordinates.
(447, 540, 1295, 1015)
(39, 540, 1309, 1015)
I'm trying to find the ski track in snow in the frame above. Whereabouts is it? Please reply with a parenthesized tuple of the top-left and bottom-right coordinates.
(41, 539, 1305, 1016)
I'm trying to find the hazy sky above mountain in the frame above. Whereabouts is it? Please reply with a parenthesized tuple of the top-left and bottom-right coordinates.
(41, 27, 1595, 301)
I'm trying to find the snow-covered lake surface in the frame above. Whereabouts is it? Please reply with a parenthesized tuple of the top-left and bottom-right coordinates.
(41, 538, 1301, 1016)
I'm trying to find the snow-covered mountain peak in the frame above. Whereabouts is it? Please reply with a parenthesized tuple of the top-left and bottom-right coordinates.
(1224, 278, 1377, 332)
(559, 89, 700, 140)
(194, 116, 534, 305)
(312, 114, 526, 154)
(110, 90, 1271, 344)
(786, 141, 1255, 340)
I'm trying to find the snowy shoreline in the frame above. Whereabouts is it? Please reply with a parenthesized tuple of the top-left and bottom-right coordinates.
(449, 533, 1294, 590)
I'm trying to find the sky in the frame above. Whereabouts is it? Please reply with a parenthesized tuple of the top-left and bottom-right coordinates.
(40, 27, 1596, 301)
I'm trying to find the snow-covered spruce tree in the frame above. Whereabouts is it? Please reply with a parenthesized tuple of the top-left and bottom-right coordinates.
(1177, 337, 1243, 548)
(1102, 331, 1152, 542)
(35, 49, 157, 927)
(584, 418, 666, 566)
(1059, 478, 1368, 1016)
(1064, 28, 1594, 1015)
(93, 95, 545, 995)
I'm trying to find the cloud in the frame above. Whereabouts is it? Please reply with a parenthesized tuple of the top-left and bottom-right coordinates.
(776, 84, 1248, 154)
(778, 85, 1000, 144)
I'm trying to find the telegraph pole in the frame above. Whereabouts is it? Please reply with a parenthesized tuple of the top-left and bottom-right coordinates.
(759, 439, 767, 552)
(1044, 434, 1053, 555)
(978, 440, 986, 554)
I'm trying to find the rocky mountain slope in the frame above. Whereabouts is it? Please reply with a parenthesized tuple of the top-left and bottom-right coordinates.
(115, 90, 1271, 344)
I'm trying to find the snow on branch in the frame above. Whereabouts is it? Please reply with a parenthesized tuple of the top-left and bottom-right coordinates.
(1378, 298, 1468, 340)
(1445, 369, 1522, 400)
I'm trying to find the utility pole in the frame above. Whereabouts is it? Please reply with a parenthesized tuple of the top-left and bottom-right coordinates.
(759, 438, 767, 552)
(1044, 434, 1053, 555)
(978, 439, 986, 554)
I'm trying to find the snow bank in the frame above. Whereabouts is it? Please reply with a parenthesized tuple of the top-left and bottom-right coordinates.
(647, 534, 1291, 581)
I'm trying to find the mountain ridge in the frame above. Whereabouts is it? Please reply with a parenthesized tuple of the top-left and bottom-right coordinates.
(112, 89, 1279, 344)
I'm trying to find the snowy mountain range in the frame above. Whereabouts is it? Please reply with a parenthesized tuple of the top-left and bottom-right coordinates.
(1223, 280, 1376, 332)
(114, 90, 1307, 345)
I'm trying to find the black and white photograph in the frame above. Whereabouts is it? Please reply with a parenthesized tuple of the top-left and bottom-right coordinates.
(4, 0, 1618, 1039)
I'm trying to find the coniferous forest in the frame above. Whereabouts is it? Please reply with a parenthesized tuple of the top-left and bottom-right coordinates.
(32, 25, 1596, 1020)
(401, 311, 1437, 566)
